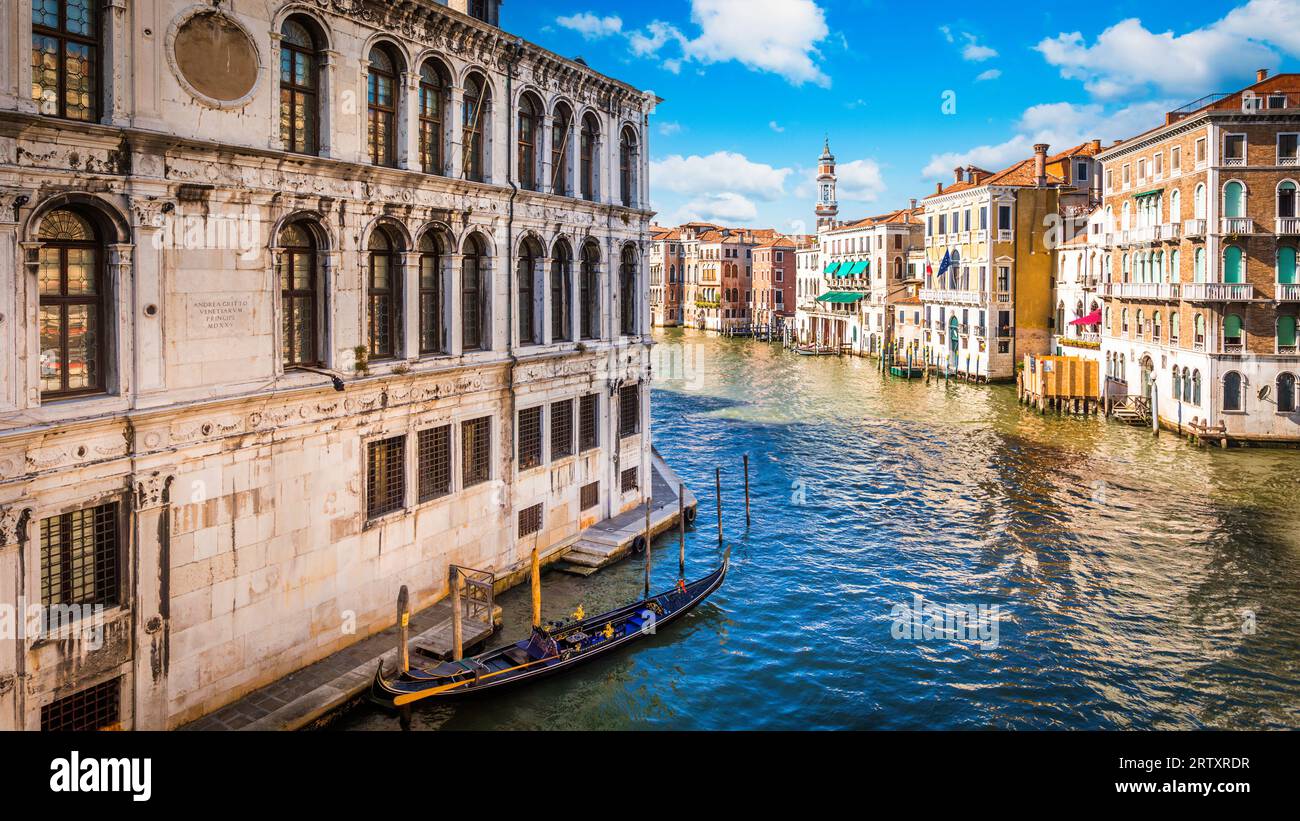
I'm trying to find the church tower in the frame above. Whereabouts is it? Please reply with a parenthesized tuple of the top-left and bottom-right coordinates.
(815, 138, 838, 230)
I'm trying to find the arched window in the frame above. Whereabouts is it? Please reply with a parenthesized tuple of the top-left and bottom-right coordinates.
(461, 234, 490, 351)
(37, 208, 105, 397)
(517, 94, 541, 191)
(580, 241, 600, 339)
(1279, 315, 1298, 353)
(1136, 309, 1146, 338)
(1121, 308, 1129, 335)
(1169, 310, 1180, 345)
(367, 45, 400, 166)
(367, 227, 400, 359)
(1279, 372, 1297, 413)
(619, 127, 637, 207)
(1122, 253, 1130, 282)
(1169, 189, 1180, 222)
(1194, 247, 1206, 282)
(1224, 181, 1245, 218)
(278, 222, 319, 368)
(619, 245, 638, 336)
(1279, 246, 1297, 284)
(580, 113, 599, 201)
(517, 236, 543, 345)
(1279, 181, 1297, 218)
(280, 17, 321, 155)
(419, 60, 448, 175)
(31, 0, 101, 121)
(1192, 370, 1202, 405)
(1223, 371, 1242, 411)
(1172, 368, 1181, 398)
(1182, 367, 1192, 403)
(551, 104, 573, 196)
(1153, 310, 1162, 342)
(1224, 244, 1244, 283)
(462, 74, 488, 182)
(1056, 301, 1065, 333)
(1224, 312, 1243, 350)
(551, 240, 572, 342)
(419, 232, 445, 355)
(1171, 249, 1180, 282)
(1121, 201, 1131, 231)
(1194, 314, 1205, 348)
(1194, 183, 1207, 220)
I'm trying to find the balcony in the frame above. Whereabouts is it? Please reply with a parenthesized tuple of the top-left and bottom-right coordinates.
(996, 229, 1014, 243)
(1161, 222, 1181, 242)
(1100, 282, 1180, 300)
(919, 288, 984, 306)
(973, 229, 987, 243)
(1276, 217, 1300, 235)
(1277, 283, 1300, 301)
(1221, 217, 1255, 235)
(1181, 282, 1255, 301)
(1183, 218, 1207, 238)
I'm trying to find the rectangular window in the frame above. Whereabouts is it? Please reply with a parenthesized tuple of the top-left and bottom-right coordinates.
(1279, 134, 1299, 163)
(1122, 164, 1131, 186)
(1154, 153, 1163, 176)
(1171, 146, 1181, 172)
(550, 399, 574, 460)
(619, 383, 641, 439)
(40, 502, 119, 610)
(580, 481, 599, 511)
(518, 503, 543, 537)
(1195, 137, 1207, 165)
(997, 205, 1012, 231)
(579, 394, 599, 451)
(417, 425, 452, 503)
(1137, 158, 1146, 180)
(462, 416, 491, 488)
(1104, 170, 1114, 192)
(621, 467, 639, 494)
(366, 436, 405, 519)
(41, 677, 120, 732)
(1224, 134, 1246, 163)
(1076, 161, 1089, 182)
(518, 406, 543, 470)
(31, 0, 100, 122)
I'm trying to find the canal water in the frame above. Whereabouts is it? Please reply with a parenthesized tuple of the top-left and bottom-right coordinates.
(341, 328, 1300, 730)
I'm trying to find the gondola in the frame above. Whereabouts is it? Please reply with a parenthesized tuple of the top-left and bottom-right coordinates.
(370, 549, 729, 708)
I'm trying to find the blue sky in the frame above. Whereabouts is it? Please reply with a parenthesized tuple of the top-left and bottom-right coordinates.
(506, 0, 1300, 233)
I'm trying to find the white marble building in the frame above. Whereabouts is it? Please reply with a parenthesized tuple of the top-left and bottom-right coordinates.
(0, 0, 657, 729)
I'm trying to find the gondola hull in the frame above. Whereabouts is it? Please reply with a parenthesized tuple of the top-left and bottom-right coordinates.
(370, 550, 729, 708)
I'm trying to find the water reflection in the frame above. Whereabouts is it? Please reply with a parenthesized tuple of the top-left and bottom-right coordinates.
(341, 328, 1300, 730)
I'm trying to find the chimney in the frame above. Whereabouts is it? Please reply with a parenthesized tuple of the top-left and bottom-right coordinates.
(935, 182, 943, 195)
(953, 167, 964, 184)
(1090, 139, 1101, 153)
(1033, 143, 1049, 186)
(968, 168, 983, 185)
(1258, 68, 1269, 82)
(909, 198, 917, 210)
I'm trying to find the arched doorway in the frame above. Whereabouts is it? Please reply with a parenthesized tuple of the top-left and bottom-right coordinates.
(948, 316, 960, 361)
(1140, 355, 1155, 400)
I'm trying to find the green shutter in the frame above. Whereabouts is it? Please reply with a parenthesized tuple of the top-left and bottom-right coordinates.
(1280, 247, 1297, 285)
(1225, 182, 1244, 218)
(1224, 246, 1243, 283)
(1225, 313, 1243, 337)
(1280, 316, 1298, 347)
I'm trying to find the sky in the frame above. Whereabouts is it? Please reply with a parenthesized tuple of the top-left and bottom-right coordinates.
(504, 0, 1300, 235)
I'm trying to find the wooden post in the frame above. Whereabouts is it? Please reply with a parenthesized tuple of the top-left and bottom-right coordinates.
(397, 584, 410, 674)
(742, 453, 751, 528)
(530, 545, 542, 629)
(678, 483, 685, 578)
(451, 568, 463, 661)
(715, 467, 723, 549)
(644, 492, 652, 598)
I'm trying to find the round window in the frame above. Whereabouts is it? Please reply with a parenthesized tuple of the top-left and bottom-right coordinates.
(171, 10, 259, 107)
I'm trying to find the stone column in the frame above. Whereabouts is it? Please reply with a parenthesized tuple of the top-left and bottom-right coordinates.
(19, 240, 43, 407)
(0, 507, 31, 730)
(130, 199, 171, 394)
(540, 114, 555, 196)
(107, 242, 135, 397)
(448, 252, 464, 357)
(401, 250, 421, 359)
(448, 85, 464, 180)
(0, 190, 26, 411)
(323, 250, 344, 369)
(319, 50, 340, 159)
(540, 256, 554, 345)
(267, 32, 285, 151)
(400, 72, 420, 171)
(131, 472, 173, 730)
(12, 1, 38, 114)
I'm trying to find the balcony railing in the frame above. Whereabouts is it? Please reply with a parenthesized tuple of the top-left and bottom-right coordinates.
(1183, 218, 1207, 238)
(1100, 282, 1180, 300)
(1162, 222, 1181, 241)
(1277, 283, 1300, 301)
(1181, 282, 1255, 301)
(1276, 217, 1300, 235)
(996, 229, 1013, 243)
(1221, 217, 1255, 235)
(919, 288, 984, 305)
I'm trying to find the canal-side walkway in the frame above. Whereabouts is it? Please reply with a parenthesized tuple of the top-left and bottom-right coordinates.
(182, 449, 696, 731)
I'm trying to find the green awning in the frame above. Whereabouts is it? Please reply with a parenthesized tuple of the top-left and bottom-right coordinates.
(845, 261, 870, 276)
(1133, 188, 1164, 199)
(815, 291, 866, 304)
(824, 262, 841, 274)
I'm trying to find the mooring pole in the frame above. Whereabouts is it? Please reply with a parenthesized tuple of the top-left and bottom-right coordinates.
(743, 453, 751, 528)
(530, 545, 542, 629)
(644, 492, 652, 598)
(715, 467, 724, 548)
(678, 483, 686, 578)
(451, 567, 463, 661)
(397, 584, 410, 674)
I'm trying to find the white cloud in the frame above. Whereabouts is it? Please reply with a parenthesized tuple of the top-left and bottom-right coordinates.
(672, 193, 760, 224)
(941, 26, 997, 61)
(836, 159, 887, 203)
(921, 100, 1173, 179)
(624, 0, 832, 87)
(657, 121, 683, 137)
(557, 13, 623, 39)
(769, 121, 785, 133)
(650, 151, 792, 201)
(975, 68, 1002, 82)
(1035, 0, 1300, 99)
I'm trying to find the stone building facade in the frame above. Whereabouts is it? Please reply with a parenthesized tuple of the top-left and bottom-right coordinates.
(1096, 71, 1300, 441)
(0, 0, 657, 729)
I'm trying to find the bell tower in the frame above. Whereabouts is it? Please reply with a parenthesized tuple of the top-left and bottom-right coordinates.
(815, 138, 838, 230)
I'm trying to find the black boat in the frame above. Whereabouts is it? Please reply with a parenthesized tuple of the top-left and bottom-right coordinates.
(371, 549, 729, 708)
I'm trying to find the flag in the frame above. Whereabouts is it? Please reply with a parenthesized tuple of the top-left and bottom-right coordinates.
(937, 250, 952, 282)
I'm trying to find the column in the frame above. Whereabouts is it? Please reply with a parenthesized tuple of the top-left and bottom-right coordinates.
(448, 252, 463, 356)
(400, 71, 420, 171)
(19, 240, 42, 407)
(0, 190, 24, 411)
(130, 199, 170, 393)
(0, 507, 31, 730)
(540, 114, 554, 196)
(319, 50, 340, 159)
(401, 250, 421, 358)
(323, 250, 344, 368)
(448, 85, 464, 180)
(267, 32, 285, 151)
(539, 256, 553, 345)
(103, 0, 128, 125)
(131, 473, 172, 730)
(108, 242, 136, 397)
(11, 1, 37, 114)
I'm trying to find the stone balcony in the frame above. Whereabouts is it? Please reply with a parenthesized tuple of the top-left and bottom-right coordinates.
(1180, 282, 1255, 302)
(1221, 217, 1255, 235)
(1277, 283, 1300, 301)
(919, 288, 985, 306)
(1276, 217, 1300, 235)
(1100, 282, 1180, 300)
(1183, 218, 1208, 238)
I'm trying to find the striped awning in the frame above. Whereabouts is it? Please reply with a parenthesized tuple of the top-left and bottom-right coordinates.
(815, 291, 866, 304)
